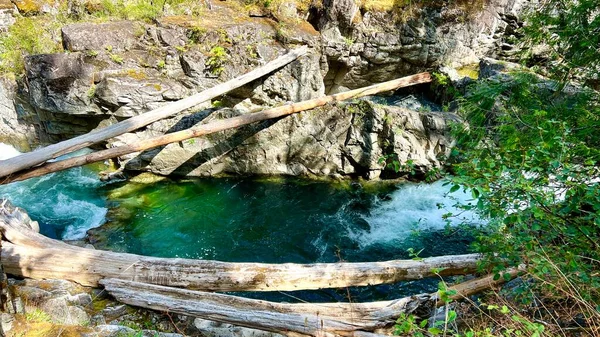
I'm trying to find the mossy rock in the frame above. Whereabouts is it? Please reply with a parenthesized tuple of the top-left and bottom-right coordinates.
(456, 63, 479, 80)
(10, 0, 56, 14)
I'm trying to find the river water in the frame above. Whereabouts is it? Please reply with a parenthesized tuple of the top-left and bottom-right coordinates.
(0, 142, 481, 301)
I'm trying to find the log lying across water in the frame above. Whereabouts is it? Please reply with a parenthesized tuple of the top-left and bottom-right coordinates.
(0, 207, 479, 292)
(101, 269, 520, 337)
(0, 46, 309, 179)
(2, 72, 432, 184)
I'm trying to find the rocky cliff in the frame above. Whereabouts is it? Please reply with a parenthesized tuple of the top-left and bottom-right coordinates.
(112, 100, 458, 179)
(0, 0, 525, 178)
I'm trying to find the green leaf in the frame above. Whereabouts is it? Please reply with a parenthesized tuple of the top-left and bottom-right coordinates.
(427, 327, 442, 335)
(447, 310, 457, 322)
(449, 184, 460, 193)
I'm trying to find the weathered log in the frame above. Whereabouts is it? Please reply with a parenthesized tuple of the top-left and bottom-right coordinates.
(100, 270, 519, 337)
(446, 267, 522, 303)
(100, 278, 433, 337)
(0, 216, 479, 291)
(0, 46, 308, 179)
(0, 241, 479, 292)
(2, 72, 432, 184)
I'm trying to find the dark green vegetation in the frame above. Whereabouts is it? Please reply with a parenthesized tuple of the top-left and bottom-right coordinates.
(420, 0, 600, 335)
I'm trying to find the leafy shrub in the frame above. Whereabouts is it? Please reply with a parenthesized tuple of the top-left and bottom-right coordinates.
(449, 67, 600, 331)
(206, 46, 228, 76)
(443, 1, 600, 333)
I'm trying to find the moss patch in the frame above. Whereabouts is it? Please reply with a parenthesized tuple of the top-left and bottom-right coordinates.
(456, 63, 479, 79)
(12, 0, 43, 14)
(122, 68, 148, 80)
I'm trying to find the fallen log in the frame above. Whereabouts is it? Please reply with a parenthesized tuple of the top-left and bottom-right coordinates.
(100, 270, 519, 337)
(0, 46, 308, 179)
(0, 214, 479, 291)
(1, 241, 479, 292)
(2, 72, 432, 184)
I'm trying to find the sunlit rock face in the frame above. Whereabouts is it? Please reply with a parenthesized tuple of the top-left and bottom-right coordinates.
(113, 100, 458, 179)
(18, 12, 325, 143)
(315, 0, 526, 92)
(6, 0, 524, 177)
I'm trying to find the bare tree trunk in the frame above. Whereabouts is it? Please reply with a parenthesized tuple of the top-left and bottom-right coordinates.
(2, 72, 432, 184)
(0, 46, 309, 179)
(0, 215, 478, 292)
(100, 269, 519, 337)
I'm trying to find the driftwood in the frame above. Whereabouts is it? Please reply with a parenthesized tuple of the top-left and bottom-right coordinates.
(101, 269, 519, 337)
(2, 72, 432, 184)
(0, 206, 478, 292)
(0, 46, 308, 179)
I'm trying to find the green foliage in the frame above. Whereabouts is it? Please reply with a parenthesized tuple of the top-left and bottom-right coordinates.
(432, 72, 450, 86)
(206, 46, 228, 76)
(25, 308, 52, 323)
(93, 0, 162, 21)
(245, 45, 258, 59)
(378, 155, 417, 177)
(394, 312, 428, 337)
(187, 26, 207, 44)
(87, 84, 97, 99)
(451, 69, 600, 305)
(445, 2, 600, 331)
(0, 17, 63, 75)
(394, 280, 457, 336)
(92, 0, 200, 21)
(407, 247, 424, 261)
(449, 65, 600, 337)
(394, 281, 548, 337)
(110, 53, 125, 64)
(521, 0, 600, 84)
(216, 29, 232, 44)
(121, 0, 162, 21)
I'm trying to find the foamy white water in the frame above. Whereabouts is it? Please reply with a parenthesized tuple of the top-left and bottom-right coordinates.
(0, 143, 21, 160)
(0, 143, 107, 240)
(348, 180, 483, 248)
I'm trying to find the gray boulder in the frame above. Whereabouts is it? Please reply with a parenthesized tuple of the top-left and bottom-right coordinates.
(62, 21, 142, 53)
(25, 53, 97, 115)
